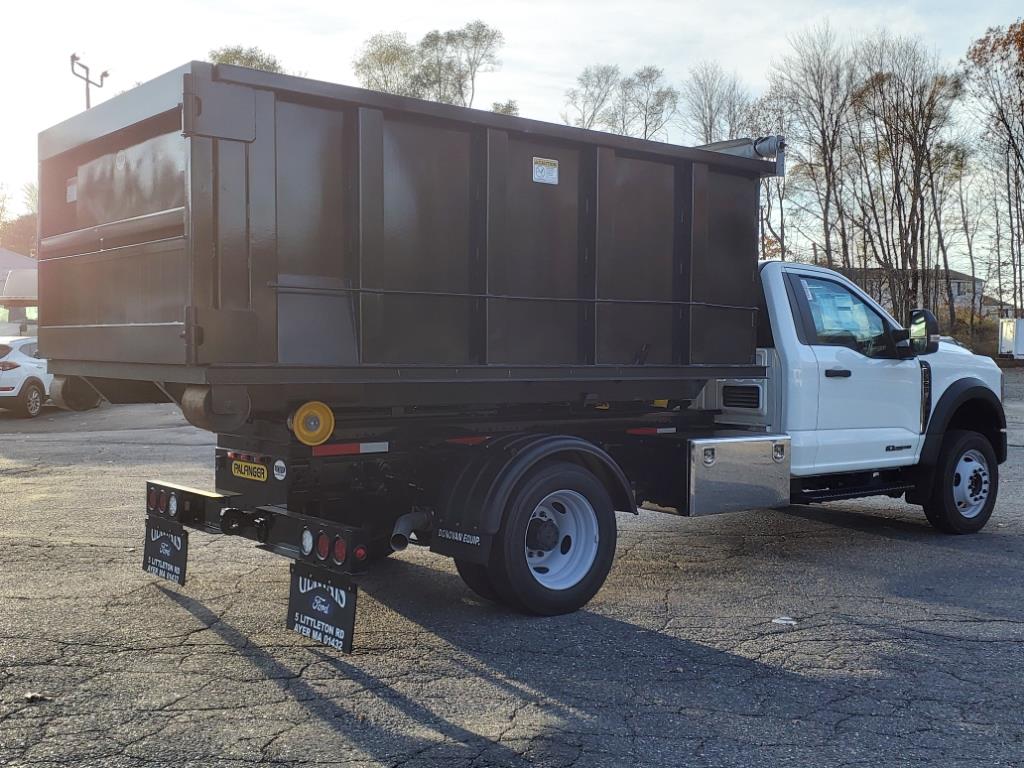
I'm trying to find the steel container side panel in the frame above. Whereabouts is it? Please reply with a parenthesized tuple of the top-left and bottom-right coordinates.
(272, 100, 350, 365)
(596, 155, 674, 301)
(486, 138, 581, 365)
(691, 168, 759, 311)
(488, 299, 581, 364)
(275, 101, 346, 281)
(689, 305, 757, 365)
(595, 303, 674, 365)
(75, 132, 187, 229)
(361, 294, 474, 364)
(490, 139, 580, 298)
(369, 118, 473, 292)
(38, 238, 189, 363)
(39, 239, 188, 328)
(358, 116, 476, 364)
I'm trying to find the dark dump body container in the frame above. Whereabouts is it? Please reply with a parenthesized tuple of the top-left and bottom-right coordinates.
(38, 62, 774, 410)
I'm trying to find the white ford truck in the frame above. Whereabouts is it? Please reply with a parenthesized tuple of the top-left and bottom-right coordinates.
(710, 260, 1004, 535)
(121, 259, 1007, 652)
(37, 66, 1005, 652)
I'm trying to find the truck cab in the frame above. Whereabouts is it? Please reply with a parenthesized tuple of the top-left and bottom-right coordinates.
(704, 260, 1005, 533)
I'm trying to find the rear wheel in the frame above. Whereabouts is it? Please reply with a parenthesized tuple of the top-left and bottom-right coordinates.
(15, 382, 44, 418)
(923, 430, 998, 534)
(487, 462, 617, 615)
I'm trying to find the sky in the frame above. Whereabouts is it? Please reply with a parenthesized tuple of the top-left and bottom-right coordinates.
(0, 0, 1019, 216)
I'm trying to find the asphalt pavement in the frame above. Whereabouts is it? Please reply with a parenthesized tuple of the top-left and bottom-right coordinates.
(1, 375, 1023, 767)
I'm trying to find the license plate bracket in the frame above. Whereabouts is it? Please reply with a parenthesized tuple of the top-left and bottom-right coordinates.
(287, 561, 357, 653)
(143, 517, 188, 585)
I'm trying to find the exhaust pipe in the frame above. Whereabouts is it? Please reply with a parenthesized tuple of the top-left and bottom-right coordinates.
(391, 509, 431, 551)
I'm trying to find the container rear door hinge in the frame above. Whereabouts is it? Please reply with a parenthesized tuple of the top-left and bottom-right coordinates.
(182, 73, 256, 143)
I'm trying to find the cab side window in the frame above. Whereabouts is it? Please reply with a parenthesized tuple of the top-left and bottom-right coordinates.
(799, 277, 891, 358)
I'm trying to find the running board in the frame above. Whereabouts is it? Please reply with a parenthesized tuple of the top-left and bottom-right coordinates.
(793, 482, 915, 504)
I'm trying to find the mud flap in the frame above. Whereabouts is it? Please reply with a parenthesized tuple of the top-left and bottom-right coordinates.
(286, 562, 357, 653)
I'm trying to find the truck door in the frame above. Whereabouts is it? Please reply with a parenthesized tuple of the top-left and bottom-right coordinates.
(788, 272, 922, 473)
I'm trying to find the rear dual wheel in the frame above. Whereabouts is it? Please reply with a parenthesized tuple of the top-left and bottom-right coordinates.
(455, 462, 617, 615)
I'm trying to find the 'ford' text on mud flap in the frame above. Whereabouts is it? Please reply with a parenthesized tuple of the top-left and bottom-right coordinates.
(287, 562, 357, 654)
(143, 517, 188, 585)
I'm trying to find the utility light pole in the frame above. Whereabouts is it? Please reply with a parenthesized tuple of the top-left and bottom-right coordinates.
(70, 54, 108, 109)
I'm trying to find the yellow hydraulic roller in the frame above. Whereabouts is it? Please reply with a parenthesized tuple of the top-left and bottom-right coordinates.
(290, 401, 335, 446)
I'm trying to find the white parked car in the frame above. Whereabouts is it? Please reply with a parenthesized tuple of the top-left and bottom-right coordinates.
(0, 337, 53, 418)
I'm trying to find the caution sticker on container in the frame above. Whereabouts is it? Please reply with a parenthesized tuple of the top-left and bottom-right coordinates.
(532, 157, 559, 185)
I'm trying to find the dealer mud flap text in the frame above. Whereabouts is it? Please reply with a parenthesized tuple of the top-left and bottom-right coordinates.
(143, 517, 188, 585)
(287, 562, 357, 653)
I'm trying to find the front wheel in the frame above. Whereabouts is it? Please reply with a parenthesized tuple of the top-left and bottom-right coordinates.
(923, 430, 998, 534)
(487, 462, 617, 615)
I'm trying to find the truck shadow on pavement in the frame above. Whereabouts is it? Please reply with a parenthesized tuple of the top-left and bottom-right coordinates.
(157, 549, 1001, 767)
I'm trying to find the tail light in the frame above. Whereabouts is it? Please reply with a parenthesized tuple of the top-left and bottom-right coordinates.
(147, 487, 157, 510)
(0, 362, 19, 371)
(315, 531, 331, 560)
(300, 528, 314, 557)
(331, 537, 347, 565)
(156, 490, 168, 513)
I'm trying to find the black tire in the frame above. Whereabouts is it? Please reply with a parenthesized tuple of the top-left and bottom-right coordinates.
(487, 461, 617, 616)
(923, 430, 998, 534)
(454, 559, 500, 602)
(15, 381, 44, 419)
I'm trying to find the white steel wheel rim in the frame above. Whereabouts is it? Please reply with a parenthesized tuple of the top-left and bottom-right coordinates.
(524, 489, 599, 591)
(27, 387, 42, 416)
(952, 448, 990, 519)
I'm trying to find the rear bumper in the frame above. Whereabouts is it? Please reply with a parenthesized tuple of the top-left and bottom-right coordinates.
(145, 479, 373, 575)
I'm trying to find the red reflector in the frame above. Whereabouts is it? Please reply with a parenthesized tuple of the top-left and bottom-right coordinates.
(312, 441, 390, 457)
(315, 532, 331, 560)
(353, 544, 368, 561)
(625, 427, 677, 436)
(332, 537, 347, 565)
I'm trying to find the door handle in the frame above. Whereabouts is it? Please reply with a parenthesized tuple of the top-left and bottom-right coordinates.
(825, 368, 852, 378)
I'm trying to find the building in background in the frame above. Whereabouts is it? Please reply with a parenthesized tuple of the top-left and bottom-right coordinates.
(839, 267, 1008, 322)
(0, 247, 38, 334)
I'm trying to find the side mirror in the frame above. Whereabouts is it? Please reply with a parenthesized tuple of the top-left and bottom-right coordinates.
(909, 308, 940, 355)
(892, 327, 914, 358)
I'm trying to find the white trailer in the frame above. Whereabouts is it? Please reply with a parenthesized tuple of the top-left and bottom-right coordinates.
(998, 318, 1024, 359)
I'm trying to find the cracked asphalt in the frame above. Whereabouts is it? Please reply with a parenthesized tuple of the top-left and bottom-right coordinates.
(2, 375, 1024, 767)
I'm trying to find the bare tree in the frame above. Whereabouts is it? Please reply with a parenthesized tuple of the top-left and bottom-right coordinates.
(771, 23, 855, 269)
(600, 76, 640, 136)
(562, 65, 620, 129)
(414, 30, 463, 103)
(630, 66, 678, 141)
(353, 21, 504, 107)
(745, 87, 790, 259)
(453, 21, 504, 108)
(680, 61, 750, 144)
(22, 183, 38, 216)
(353, 32, 420, 96)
